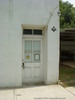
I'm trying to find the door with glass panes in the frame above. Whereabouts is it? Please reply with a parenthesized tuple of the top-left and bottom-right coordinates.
(22, 39, 43, 83)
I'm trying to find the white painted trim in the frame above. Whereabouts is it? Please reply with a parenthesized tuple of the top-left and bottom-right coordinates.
(21, 24, 46, 30)
(22, 35, 44, 39)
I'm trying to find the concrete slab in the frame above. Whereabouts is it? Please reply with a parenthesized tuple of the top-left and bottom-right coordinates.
(0, 85, 75, 100)
(66, 86, 75, 96)
(16, 85, 75, 100)
(0, 89, 14, 100)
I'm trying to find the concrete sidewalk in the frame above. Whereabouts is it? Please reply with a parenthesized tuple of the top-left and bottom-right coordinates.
(66, 86, 75, 96)
(0, 85, 75, 100)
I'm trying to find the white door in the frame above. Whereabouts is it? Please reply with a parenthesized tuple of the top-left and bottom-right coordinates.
(22, 39, 43, 83)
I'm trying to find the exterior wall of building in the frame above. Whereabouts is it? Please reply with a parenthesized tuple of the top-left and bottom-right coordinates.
(60, 30, 75, 61)
(0, 0, 22, 87)
(0, 0, 59, 87)
(46, 8, 59, 84)
(61, 41, 75, 61)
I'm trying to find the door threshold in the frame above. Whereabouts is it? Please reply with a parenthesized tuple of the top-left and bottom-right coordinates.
(22, 82, 45, 87)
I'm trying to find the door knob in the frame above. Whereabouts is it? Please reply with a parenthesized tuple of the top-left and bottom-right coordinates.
(22, 62, 25, 69)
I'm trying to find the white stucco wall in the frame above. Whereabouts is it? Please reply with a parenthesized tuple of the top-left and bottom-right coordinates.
(0, 0, 59, 87)
(46, 8, 59, 84)
(0, 0, 22, 87)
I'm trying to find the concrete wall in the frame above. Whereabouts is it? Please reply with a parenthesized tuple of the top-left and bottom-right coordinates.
(0, 0, 59, 87)
(0, 0, 22, 87)
(46, 6, 59, 84)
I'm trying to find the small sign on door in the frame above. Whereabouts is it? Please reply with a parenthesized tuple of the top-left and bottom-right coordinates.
(34, 54, 40, 61)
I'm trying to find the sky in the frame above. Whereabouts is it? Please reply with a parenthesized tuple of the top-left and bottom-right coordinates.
(63, 0, 75, 7)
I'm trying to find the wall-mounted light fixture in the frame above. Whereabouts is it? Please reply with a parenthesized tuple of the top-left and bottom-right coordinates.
(58, 11, 61, 16)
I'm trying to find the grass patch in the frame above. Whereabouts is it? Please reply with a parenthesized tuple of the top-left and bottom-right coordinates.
(59, 64, 75, 87)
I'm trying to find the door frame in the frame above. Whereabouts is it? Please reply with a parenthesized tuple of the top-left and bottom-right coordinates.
(22, 36, 44, 83)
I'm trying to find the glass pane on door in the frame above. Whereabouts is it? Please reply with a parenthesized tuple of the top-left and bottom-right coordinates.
(25, 40, 32, 63)
(33, 41, 40, 63)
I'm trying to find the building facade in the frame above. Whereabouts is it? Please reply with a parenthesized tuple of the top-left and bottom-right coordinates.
(0, 0, 59, 87)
